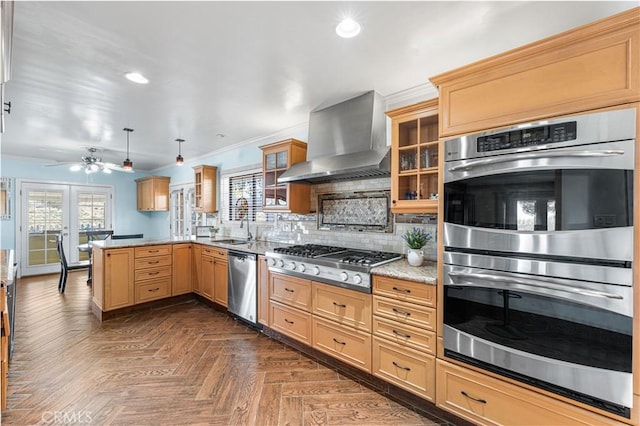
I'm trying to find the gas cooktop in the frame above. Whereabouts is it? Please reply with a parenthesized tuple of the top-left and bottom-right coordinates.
(266, 244, 402, 293)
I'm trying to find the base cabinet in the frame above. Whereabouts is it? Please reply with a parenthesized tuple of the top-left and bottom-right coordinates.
(373, 337, 435, 401)
(212, 249, 228, 307)
(257, 255, 269, 326)
(134, 246, 172, 304)
(192, 244, 202, 295)
(436, 360, 627, 426)
(201, 253, 214, 301)
(372, 275, 437, 400)
(172, 244, 192, 295)
(93, 247, 135, 311)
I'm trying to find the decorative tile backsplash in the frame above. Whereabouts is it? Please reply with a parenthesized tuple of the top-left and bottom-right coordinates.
(317, 190, 392, 232)
(221, 177, 437, 259)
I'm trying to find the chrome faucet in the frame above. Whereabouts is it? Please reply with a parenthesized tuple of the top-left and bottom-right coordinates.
(240, 214, 253, 241)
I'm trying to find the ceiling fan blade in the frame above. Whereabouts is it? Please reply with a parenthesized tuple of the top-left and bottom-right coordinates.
(100, 162, 135, 173)
(44, 162, 81, 167)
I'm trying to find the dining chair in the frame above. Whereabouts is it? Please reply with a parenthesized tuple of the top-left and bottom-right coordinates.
(82, 230, 113, 285)
(56, 234, 90, 293)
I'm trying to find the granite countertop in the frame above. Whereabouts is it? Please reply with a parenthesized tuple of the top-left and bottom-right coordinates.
(91, 237, 288, 256)
(371, 258, 437, 285)
(91, 238, 437, 284)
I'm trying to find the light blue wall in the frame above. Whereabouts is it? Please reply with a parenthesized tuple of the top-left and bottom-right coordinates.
(0, 125, 309, 249)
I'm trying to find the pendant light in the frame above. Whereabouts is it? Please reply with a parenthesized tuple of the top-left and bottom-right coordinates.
(175, 138, 185, 166)
(122, 128, 134, 170)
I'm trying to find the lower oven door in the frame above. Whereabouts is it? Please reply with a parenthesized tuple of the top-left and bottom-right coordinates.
(443, 262, 633, 417)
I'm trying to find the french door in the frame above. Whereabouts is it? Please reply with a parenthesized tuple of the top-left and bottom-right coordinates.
(170, 184, 201, 238)
(18, 181, 113, 276)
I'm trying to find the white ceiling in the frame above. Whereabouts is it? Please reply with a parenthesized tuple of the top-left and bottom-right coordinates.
(2, 1, 636, 171)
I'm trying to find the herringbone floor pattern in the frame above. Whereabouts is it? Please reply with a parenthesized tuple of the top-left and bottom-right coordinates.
(2, 271, 451, 425)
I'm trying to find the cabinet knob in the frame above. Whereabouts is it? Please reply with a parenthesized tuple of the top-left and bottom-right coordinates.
(392, 200, 396, 204)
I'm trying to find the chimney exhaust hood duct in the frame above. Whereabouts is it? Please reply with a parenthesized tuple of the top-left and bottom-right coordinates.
(278, 91, 389, 184)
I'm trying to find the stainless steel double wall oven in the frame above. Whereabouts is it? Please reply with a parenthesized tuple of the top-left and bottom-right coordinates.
(442, 107, 635, 418)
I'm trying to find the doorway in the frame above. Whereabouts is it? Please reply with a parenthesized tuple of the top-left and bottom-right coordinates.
(18, 181, 113, 276)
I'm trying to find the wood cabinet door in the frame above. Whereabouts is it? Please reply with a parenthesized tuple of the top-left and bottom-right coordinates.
(201, 255, 214, 301)
(213, 259, 228, 307)
(191, 244, 202, 295)
(136, 178, 153, 211)
(257, 255, 269, 326)
(172, 244, 192, 295)
(104, 248, 135, 310)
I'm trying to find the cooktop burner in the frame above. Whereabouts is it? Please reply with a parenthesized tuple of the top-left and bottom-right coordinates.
(321, 250, 401, 265)
(272, 244, 345, 258)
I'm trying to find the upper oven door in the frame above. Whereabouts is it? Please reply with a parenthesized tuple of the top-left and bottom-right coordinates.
(443, 125, 634, 262)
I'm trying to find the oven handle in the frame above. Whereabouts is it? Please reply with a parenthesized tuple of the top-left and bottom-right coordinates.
(447, 271, 624, 300)
(447, 149, 624, 172)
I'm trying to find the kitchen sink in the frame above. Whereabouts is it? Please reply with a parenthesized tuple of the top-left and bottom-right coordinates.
(214, 239, 251, 245)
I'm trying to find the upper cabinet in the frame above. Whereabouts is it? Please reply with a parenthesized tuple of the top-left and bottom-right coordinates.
(193, 165, 217, 213)
(135, 176, 170, 212)
(259, 138, 310, 214)
(386, 99, 439, 214)
(430, 7, 640, 137)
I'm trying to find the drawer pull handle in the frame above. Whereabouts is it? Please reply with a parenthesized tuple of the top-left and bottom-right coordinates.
(332, 338, 346, 345)
(149, 272, 160, 276)
(148, 250, 159, 253)
(148, 260, 160, 264)
(461, 391, 487, 404)
(149, 287, 160, 292)
(392, 307, 411, 316)
(392, 361, 411, 371)
(284, 318, 294, 324)
(333, 302, 347, 308)
(392, 286, 411, 294)
(284, 288, 295, 293)
(392, 329, 411, 339)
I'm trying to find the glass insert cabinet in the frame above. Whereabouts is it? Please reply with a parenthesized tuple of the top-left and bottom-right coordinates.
(259, 138, 310, 214)
(386, 98, 440, 214)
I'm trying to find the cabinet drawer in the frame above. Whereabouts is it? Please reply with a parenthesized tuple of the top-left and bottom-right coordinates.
(312, 282, 371, 332)
(373, 276, 435, 307)
(436, 360, 626, 426)
(270, 273, 311, 312)
(372, 295, 435, 330)
(135, 277, 172, 303)
(269, 301, 312, 345)
(372, 316, 435, 355)
(134, 255, 172, 270)
(373, 337, 435, 401)
(312, 316, 371, 372)
(135, 245, 172, 258)
(135, 265, 172, 281)
(202, 246, 227, 259)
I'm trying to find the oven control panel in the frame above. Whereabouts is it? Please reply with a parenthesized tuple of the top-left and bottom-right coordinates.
(266, 257, 371, 293)
(477, 121, 577, 152)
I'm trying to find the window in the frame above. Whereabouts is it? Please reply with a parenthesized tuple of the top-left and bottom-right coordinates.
(221, 168, 273, 223)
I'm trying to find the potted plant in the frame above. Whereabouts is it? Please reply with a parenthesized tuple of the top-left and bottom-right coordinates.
(208, 226, 220, 239)
(401, 227, 432, 266)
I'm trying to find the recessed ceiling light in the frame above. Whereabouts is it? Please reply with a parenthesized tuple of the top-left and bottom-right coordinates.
(336, 18, 361, 38)
(125, 72, 149, 84)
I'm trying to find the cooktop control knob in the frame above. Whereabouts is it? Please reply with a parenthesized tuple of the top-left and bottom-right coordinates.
(340, 272, 349, 281)
(299, 264, 306, 272)
(277, 259, 284, 268)
(313, 266, 320, 275)
(269, 258, 276, 266)
(290, 262, 297, 271)
(353, 274, 362, 284)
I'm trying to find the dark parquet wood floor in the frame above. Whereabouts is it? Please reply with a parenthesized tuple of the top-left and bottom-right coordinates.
(2, 271, 453, 425)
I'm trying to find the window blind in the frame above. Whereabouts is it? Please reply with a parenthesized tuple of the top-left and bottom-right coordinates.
(227, 172, 264, 222)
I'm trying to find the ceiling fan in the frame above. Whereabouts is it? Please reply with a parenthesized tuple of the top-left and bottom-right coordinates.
(46, 147, 134, 174)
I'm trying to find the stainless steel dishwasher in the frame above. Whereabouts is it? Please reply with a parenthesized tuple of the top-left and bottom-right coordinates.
(227, 250, 258, 327)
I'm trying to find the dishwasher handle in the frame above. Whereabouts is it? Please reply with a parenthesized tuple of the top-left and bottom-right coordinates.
(228, 250, 257, 262)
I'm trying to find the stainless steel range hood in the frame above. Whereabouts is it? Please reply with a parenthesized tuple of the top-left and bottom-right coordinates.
(278, 91, 389, 184)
